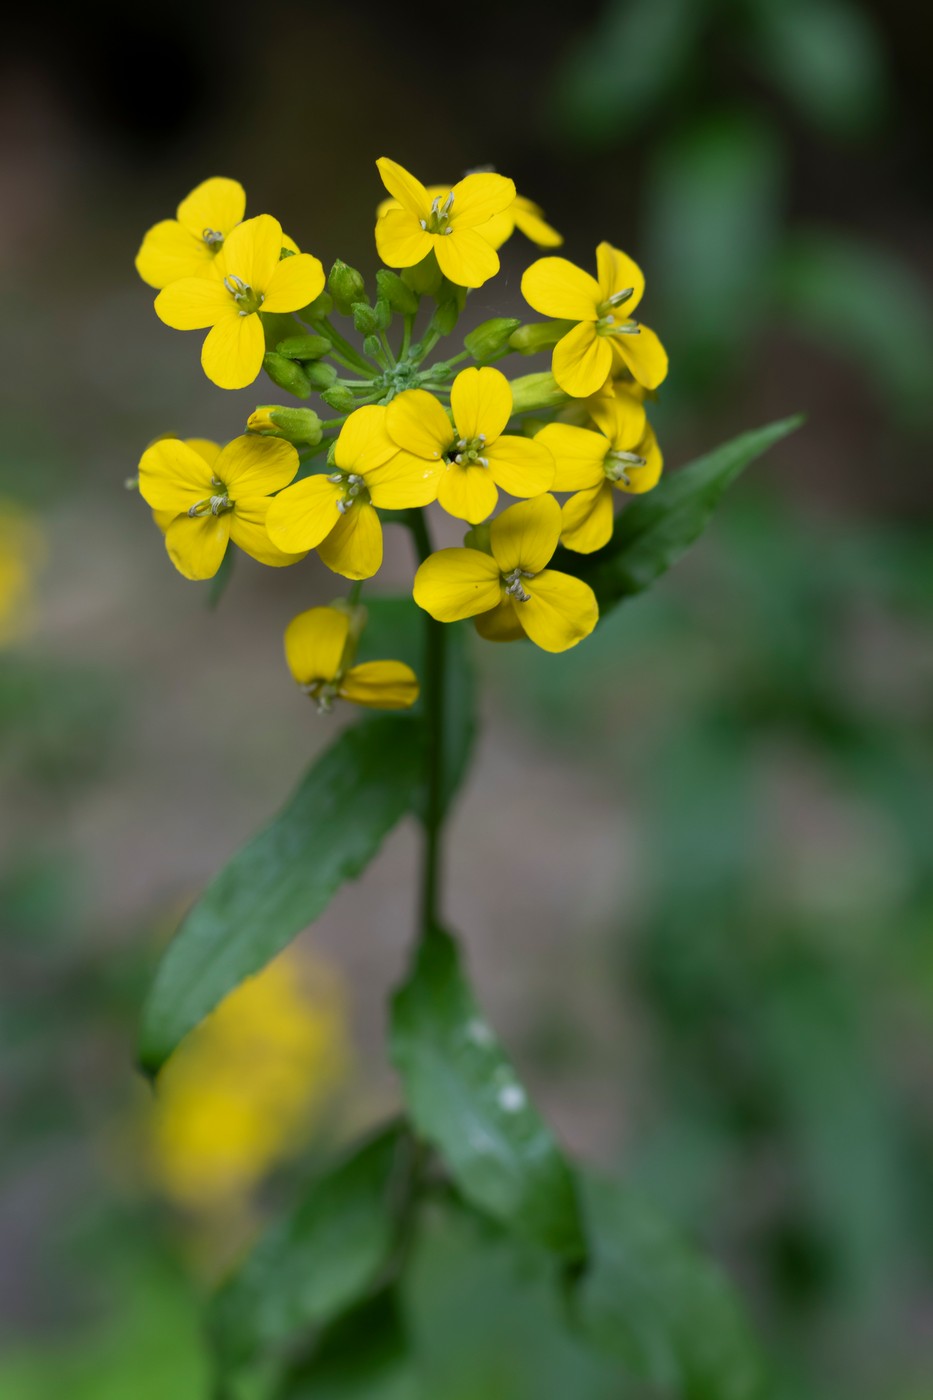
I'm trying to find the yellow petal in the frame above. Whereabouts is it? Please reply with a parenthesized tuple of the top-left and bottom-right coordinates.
(185, 438, 223, 469)
(229, 497, 308, 567)
(413, 548, 501, 621)
(560, 483, 615, 553)
(135, 220, 215, 290)
(552, 322, 613, 398)
(485, 435, 555, 499)
(336, 404, 400, 475)
(175, 177, 246, 240)
(316, 501, 383, 580)
(595, 242, 645, 316)
(521, 257, 601, 321)
(450, 366, 511, 444)
(616, 424, 663, 495)
(201, 312, 266, 390)
(367, 452, 442, 510)
(512, 197, 563, 248)
(448, 172, 516, 228)
(340, 661, 420, 710)
(433, 229, 499, 289)
(262, 252, 326, 313)
(217, 214, 283, 292)
(610, 321, 669, 391)
(164, 512, 231, 581)
(474, 598, 525, 643)
(375, 208, 433, 269)
(284, 607, 350, 685)
(138, 439, 214, 512)
(518, 570, 599, 652)
(219, 435, 299, 497)
(436, 463, 499, 524)
(489, 494, 561, 575)
(534, 423, 607, 492)
(151, 508, 177, 535)
(589, 393, 648, 450)
(376, 158, 430, 219)
(155, 278, 233, 329)
(266, 475, 343, 552)
(473, 209, 514, 251)
(385, 390, 452, 460)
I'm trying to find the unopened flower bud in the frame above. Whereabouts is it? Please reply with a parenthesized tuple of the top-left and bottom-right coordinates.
(262, 352, 312, 399)
(428, 299, 460, 336)
(275, 334, 332, 361)
(374, 297, 392, 330)
(376, 269, 419, 314)
(320, 385, 356, 413)
(362, 334, 382, 359)
(328, 260, 367, 315)
(304, 361, 339, 390)
(509, 320, 574, 354)
(247, 406, 323, 446)
(508, 372, 568, 414)
(352, 301, 380, 335)
(464, 317, 522, 364)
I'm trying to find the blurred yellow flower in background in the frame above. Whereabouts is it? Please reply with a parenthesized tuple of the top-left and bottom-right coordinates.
(0, 500, 46, 647)
(149, 950, 350, 1213)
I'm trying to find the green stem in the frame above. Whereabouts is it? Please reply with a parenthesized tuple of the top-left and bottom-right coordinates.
(400, 313, 414, 359)
(409, 508, 445, 934)
(318, 317, 375, 374)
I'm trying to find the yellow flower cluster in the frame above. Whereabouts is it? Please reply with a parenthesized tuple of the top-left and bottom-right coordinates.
(134, 161, 668, 696)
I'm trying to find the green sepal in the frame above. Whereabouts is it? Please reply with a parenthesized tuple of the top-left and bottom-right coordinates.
(305, 361, 339, 390)
(508, 371, 568, 414)
(464, 317, 522, 363)
(352, 302, 381, 336)
(275, 334, 332, 361)
(262, 351, 312, 399)
(376, 268, 419, 314)
(509, 320, 575, 353)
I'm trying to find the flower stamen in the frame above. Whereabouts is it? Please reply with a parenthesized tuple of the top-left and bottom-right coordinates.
(503, 566, 534, 602)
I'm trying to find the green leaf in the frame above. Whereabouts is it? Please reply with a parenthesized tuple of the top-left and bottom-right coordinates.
(556, 416, 804, 614)
(575, 1173, 767, 1399)
(390, 926, 584, 1257)
(210, 1125, 413, 1373)
(138, 716, 424, 1074)
(275, 1291, 418, 1400)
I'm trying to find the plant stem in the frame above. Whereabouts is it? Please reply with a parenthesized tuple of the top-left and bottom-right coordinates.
(409, 509, 445, 935)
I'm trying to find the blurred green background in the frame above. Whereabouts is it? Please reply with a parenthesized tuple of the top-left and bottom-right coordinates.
(1, 1, 931, 1396)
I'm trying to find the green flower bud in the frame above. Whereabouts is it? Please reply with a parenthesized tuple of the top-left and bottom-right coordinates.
(247, 406, 323, 446)
(328, 260, 367, 315)
(376, 269, 419, 314)
(275, 334, 332, 361)
(509, 320, 575, 354)
(362, 334, 383, 359)
(428, 299, 460, 336)
(508, 372, 568, 414)
(262, 352, 312, 399)
(320, 385, 356, 413)
(464, 317, 522, 364)
(374, 297, 392, 330)
(352, 301, 380, 335)
(299, 291, 332, 321)
(304, 361, 339, 390)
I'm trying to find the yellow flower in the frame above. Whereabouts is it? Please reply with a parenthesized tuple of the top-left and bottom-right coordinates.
(267, 405, 441, 580)
(537, 397, 662, 554)
(135, 177, 246, 289)
(138, 434, 306, 580)
(385, 367, 554, 525)
(378, 186, 561, 252)
(413, 495, 598, 652)
(0, 501, 45, 647)
(285, 606, 419, 712)
(154, 215, 325, 390)
(150, 949, 349, 1213)
(374, 158, 515, 289)
(521, 242, 668, 398)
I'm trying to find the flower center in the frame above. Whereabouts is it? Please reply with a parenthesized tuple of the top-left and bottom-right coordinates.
(328, 471, 371, 514)
(301, 678, 341, 714)
(603, 449, 646, 486)
(202, 227, 225, 250)
(448, 435, 489, 469)
(187, 476, 234, 518)
(420, 191, 455, 236)
(223, 274, 265, 316)
(502, 566, 534, 602)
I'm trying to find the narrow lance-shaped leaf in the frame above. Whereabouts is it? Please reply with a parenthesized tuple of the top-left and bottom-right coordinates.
(209, 1123, 413, 1373)
(555, 415, 804, 613)
(139, 716, 424, 1075)
(391, 926, 585, 1258)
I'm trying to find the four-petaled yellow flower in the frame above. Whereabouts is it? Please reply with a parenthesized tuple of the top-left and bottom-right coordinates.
(138, 434, 306, 580)
(154, 215, 325, 390)
(413, 495, 598, 652)
(537, 396, 662, 554)
(285, 605, 419, 712)
(267, 406, 442, 580)
(379, 185, 562, 252)
(136, 177, 246, 290)
(522, 243, 668, 399)
(375, 158, 515, 289)
(386, 367, 555, 525)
